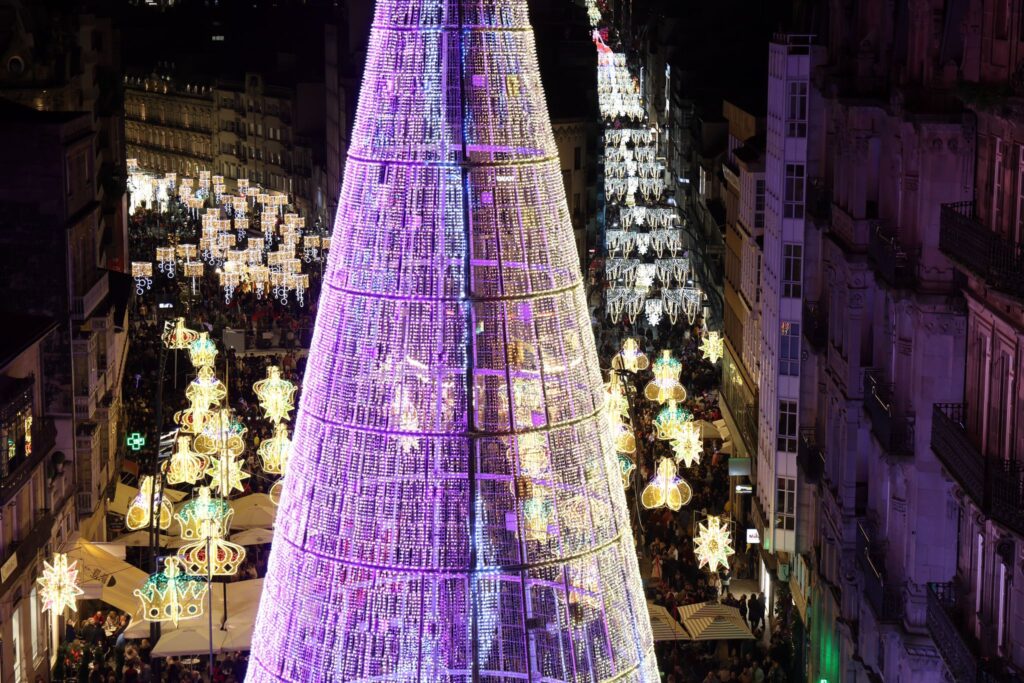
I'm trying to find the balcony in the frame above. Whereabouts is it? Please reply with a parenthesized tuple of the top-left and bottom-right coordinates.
(931, 404, 1024, 537)
(830, 203, 874, 252)
(869, 224, 919, 289)
(0, 417, 57, 505)
(863, 370, 915, 456)
(802, 300, 827, 352)
(927, 582, 1019, 683)
(857, 522, 903, 622)
(797, 428, 824, 483)
(940, 202, 1024, 300)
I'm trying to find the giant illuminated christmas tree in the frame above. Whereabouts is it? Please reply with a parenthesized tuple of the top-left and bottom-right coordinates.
(247, 1, 657, 680)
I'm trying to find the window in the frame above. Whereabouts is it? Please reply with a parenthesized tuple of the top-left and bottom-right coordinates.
(992, 138, 1004, 233)
(998, 561, 1009, 653)
(777, 400, 798, 452)
(30, 587, 39, 661)
(782, 244, 802, 298)
(784, 163, 805, 218)
(780, 322, 801, 376)
(1015, 144, 1024, 244)
(975, 533, 984, 615)
(776, 477, 796, 530)
(996, 0, 1010, 39)
(787, 81, 808, 138)
(574, 146, 581, 170)
(754, 179, 766, 229)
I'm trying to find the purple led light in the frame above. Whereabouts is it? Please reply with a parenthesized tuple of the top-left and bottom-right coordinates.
(246, 2, 657, 681)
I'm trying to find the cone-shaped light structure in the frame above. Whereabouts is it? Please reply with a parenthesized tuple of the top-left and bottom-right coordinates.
(248, 2, 656, 680)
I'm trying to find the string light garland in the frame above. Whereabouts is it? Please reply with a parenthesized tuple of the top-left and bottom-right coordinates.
(640, 458, 692, 511)
(700, 330, 724, 365)
(694, 515, 735, 573)
(37, 553, 84, 614)
(134, 557, 208, 626)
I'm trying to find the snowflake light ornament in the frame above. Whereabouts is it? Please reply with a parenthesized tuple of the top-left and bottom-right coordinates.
(670, 421, 704, 468)
(37, 553, 84, 614)
(694, 515, 735, 573)
(205, 452, 250, 497)
(700, 330, 724, 364)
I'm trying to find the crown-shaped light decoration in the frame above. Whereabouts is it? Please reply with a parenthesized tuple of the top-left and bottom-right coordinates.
(670, 421, 703, 468)
(653, 400, 693, 441)
(188, 332, 218, 369)
(178, 519, 247, 577)
(618, 453, 637, 489)
(258, 423, 292, 476)
(175, 486, 232, 540)
(134, 557, 208, 626)
(253, 366, 297, 425)
(643, 350, 687, 403)
(162, 318, 200, 350)
(700, 330, 724, 365)
(174, 404, 212, 435)
(37, 553, 85, 614)
(694, 515, 735, 573)
(165, 437, 210, 486)
(125, 475, 173, 531)
(185, 367, 227, 414)
(640, 458, 692, 511)
(611, 337, 650, 373)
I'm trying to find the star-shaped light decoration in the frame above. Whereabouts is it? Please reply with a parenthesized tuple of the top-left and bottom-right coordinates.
(643, 350, 687, 404)
(653, 400, 693, 441)
(164, 436, 208, 486)
(37, 553, 84, 614)
(670, 421, 703, 468)
(700, 330, 724, 365)
(612, 338, 650, 373)
(253, 366, 297, 425)
(693, 514, 735, 573)
(640, 458, 692, 511)
(205, 452, 250, 497)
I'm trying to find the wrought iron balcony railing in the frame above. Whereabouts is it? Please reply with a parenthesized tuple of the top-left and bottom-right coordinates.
(927, 582, 1021, 683)
(857, 522, 903, 622)
(931, 404, 1024, 538)
(864, 370, 915, 456)
(869, 223, 919, 289)
(797, 428, 824, 483)
(940, 202, 1024, 300)
(802, 300, 827, 352)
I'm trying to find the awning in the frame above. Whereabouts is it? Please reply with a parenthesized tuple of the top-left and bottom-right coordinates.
(718, 441, 734, 455)
(683, 615, 754, 641)
(694, 420, 720, 440)
(111, 530, 187, 548)
(229, 528, 274, 546)
(110, 481, 189, 517)
(151, 628, 228, 658)
(63, 539, 149, 616)
(647, 603, 689, 641)
(230, 494, 277, 529)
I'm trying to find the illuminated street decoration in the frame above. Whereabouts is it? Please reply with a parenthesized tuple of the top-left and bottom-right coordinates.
(612, 337, 650, 373)
(247, 1, 658, 679)
(205, 452, 250, 497)
(37, 553, 84, 614)
(175, 486, 232, 540)
(258, 423, 292, 476)
(670, 421, 703, 468)
(162, 317, 199, 350)
(694, 515, 735, 573)
(252, 366, 297, 425)
(188, 332, 218, 369)
(643, 350, 687, 403)
(618, 453, 636, 488)
(178, 519, 246, 577)
(193, 409, 246, 457)
(126, 432, 146, 452)
(700, 330, 724, 364)
(185, 367, 226, 413)
(125, 475, 173, 531)
(654, 400, 693, 441)
(640, 458, 692, 511)
(134, 557, 208, 626)
(131, 262, 153, 294)
(165, 436, 208, 486)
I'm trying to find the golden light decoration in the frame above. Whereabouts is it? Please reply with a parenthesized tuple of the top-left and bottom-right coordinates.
(175, 486, 232, 540)
(617, 453, 636, 489)
(125, 476, 173, 531)
(185, 367, 227, 414)
(162, 317, 199, 350)
(37, 553, 85, 614)
(700, 330, 724, 365)
(177, 520, 246, 577)
(605, 409, 637, 454)
(653, 400, 693, 441)
(694, 514, 735, 573)
(174, 404, 212, 435)
(605, 378, 630, 417)
(258, 423, 292, 476)
(611, 338, 650, 373)
(164, 436, 208, 486)
(253, 366, 297, 425)
(193, 409, 246, 457)
(643, 350, 687, 403)
(205, 452, 250, 496)
(134, 557, 208, 626)
(640, 458, 692, 511)
(670, 421, 704, 468)
(188, 332, 218, 369)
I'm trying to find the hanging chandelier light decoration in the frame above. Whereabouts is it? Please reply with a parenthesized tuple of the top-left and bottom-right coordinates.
(640, 458, 692, 511)
(174, 402, 212, 435)
(188, 332, 218, 369)
(134, 557, 208, 626)
(643, 350, 687, 403)
(253, 366, 297, 425)
(161, 317, 199, 350)
(156, 246, 176, 279)
(700, 330, 724, 365)
(37, 553, 85, 614)
(611, 338, 650, 373)
(693, 515, 735, 573)
(670, 420, 704, 468)
(125, 475, 173, 531)
(164, 436, 209, 486)
(131, 262, 153, 295)
(653, 400, 694, 441)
